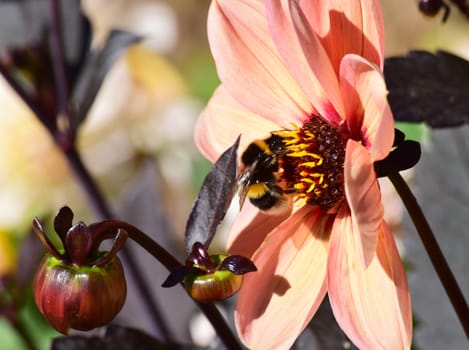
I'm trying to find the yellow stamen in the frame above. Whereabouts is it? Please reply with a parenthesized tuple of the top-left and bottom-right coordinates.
(271, 115, 346, 210)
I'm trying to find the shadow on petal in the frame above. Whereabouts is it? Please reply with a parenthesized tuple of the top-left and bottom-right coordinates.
(227, 201, 292, 258)
(328, 206, 412, 350)
(234, 205, 330, 349)
(300, 2, 383, 73)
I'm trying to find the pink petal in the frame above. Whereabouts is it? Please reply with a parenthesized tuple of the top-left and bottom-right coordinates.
(235, 206, 330, 349)
(227, 201, 292, 258)
(266, 0, 343, 124)
(208, 0, 311, 125)
(328, 206, 412, 350)
(344, 140, 383, 266)
(195, 86, 281, 162)
(300, 0, 384, 71)
(340, 54, 394, 161)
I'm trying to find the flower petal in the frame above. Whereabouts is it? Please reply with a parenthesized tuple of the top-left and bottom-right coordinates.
(300, 0, 384, 71)
(344, 140, 383, 266)
(235, 206, 330, 349)
(195, 86, 280, 162)
(340, 54, 393, 161)
(266, 0, 343, 123)
(227, 201, 292, 258)
(208, 0, 311, 125)
(328, 206, 412, 350)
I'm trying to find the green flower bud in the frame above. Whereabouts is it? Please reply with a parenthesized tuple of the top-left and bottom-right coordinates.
(162, 242, 256, 303)
(184, 254, 244, 303)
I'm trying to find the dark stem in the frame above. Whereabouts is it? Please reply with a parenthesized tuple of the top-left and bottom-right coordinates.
(63, 147, 174, 341)
(93, 220, 242, 350)
(197, 303, 242, 350)
(64, 148, 112, 218)
(48, 0, 70, 118)
(0, 65, 54, 133)
(388, 172, 469, 337)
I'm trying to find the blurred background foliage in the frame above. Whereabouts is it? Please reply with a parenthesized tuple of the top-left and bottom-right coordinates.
(0, 0, 467, 349)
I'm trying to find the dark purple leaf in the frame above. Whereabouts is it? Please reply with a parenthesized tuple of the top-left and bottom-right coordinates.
(32, 218, 62, 260)
(94, 229, 128, 267)
(66, 7, 92, 88)
(186, 242, 212, 268)
(71, 30, 141, 127)
(393, 128, 406, 147)
(54, 206, 74, 243)
(161, 266, 188, 288)
(219, 255, 257, 275)
(184, 136, 240, 252)
(51, 325, 203, 350)
(375, 140, 421, 178)
(51, 336, 104, 350)
(384, 50, 469, 128)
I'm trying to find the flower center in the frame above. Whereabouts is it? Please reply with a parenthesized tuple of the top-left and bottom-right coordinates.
(274, 115, 346, 210)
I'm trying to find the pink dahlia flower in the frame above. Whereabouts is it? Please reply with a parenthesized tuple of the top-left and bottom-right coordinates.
(195, 0, 412, 349)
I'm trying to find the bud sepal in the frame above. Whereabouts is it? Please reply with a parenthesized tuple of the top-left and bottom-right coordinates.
(162, 242, 256, 303)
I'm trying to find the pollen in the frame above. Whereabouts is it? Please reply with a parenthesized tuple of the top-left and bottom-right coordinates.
(274, 115, 346, 210)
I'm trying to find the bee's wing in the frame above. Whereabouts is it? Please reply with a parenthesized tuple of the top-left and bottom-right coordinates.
(238, 181, 249, 209)
(237, 159, 259, 210)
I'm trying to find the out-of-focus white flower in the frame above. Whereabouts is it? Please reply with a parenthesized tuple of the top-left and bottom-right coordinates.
(81, 0, 178, 53)
(0, 45, 195, 230)
(79, 44, 191, 175)
(0, 78, 78, 227)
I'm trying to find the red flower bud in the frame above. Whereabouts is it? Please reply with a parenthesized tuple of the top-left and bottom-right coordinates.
(32, 207, 128, 334)
(34, 255, 126, 334)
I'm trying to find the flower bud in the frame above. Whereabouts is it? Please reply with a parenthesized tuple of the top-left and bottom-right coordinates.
(34, 255, 126, 334)
(32, 206, 128, 334)
(184, 254, 244, 303)
(162, 242, 256, 303)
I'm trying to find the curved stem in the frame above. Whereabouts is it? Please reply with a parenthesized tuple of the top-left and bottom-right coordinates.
(388, 172, 469, 337)
(63, 147, 174, 340)
(66, 151, 241, 348)
(93, 220, 243, 350)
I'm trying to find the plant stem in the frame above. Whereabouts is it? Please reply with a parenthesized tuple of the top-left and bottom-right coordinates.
(198, 303, 242, 350)
(64, 147, 175, 341)
(388, 172, 469, 337)
(0, 65, 54, 133)
(93, 220, 243, 350)
(64, 148, 112, 218)
(48, 0, 70, 118)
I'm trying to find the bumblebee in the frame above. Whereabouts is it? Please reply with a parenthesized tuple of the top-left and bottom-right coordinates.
(238, 134, 290, 213)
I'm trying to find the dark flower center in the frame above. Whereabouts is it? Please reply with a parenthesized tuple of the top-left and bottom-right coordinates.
(275, 115, 346, 210)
